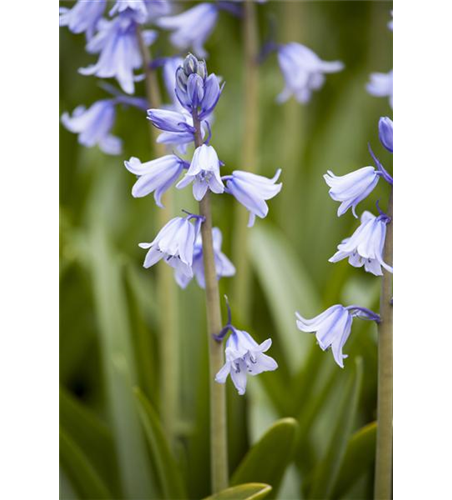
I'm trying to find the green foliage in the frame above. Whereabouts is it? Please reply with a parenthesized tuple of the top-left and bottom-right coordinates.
(204, 483, 272, 500)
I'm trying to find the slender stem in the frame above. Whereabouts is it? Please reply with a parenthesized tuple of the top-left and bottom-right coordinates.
(232, 0, 259, 321)
(374, 191, 393, 500)
(137, 27, 179, 446)
(193, 116, 229, 493)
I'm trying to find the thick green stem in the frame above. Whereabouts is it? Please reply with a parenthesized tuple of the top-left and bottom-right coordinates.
(137, 27, 179, 446)
(374, 192, 393, 499)
(232, 0, 259, 321)
(194, 117, 229, 493)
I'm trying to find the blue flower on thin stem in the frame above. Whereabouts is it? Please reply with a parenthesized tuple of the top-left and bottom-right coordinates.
(176, 144, 224, 201)
(124, 155, 188, 206)
(277, 42, 344, 104)
(157, 3, 219, 58)
(296, 305, 380, 368)
(223, 170, 282, 227)
(215, 298, 278, 395)
(139, 214, 204, 278)
(324, 166, 380, 218)
(329, 211, 393, 276)
(379, 117, 393, 153)
(61, 99, 122, 155)
(59, 0, 106, 40)
(174, 228, 235, 289)
(80, 13, 157, 94)
(367, 70, 393, 108)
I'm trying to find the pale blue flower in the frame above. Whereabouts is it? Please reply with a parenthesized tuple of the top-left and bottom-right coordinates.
(367, 70, 393, 108)
(177, 145, 224, 201)
(80, 13, 157, 94)
(379, 116, 393, 153)
(124, 155, 187, 206)
(162, 56, 184, 106)
(157, 3, 219, 58)
(329, 211, 392, 276)
(215, 328, 278, 395)
(277, 42, 344, 104)
(139, 215, 203, 278)
(224, 170, 282, 227)
(388, 10, 393, 31)
(324, 167, 380, 218)
(174, 227, 235, 289)
(59, 0, 106, 40)
(296, 305, 380, 368)
(61, 99, 122, 155)
(110, 0, 171, 24)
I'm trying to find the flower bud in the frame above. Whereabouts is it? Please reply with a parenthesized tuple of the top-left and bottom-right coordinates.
(183, 53, 198, 76)
(176, 67, 188, 92)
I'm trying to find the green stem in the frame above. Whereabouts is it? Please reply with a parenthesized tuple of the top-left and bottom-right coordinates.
(137, 27, 179, 446)
(193, 116, 229, 493)
(374, 192, 393, 499)
(232, 0, 259, 321)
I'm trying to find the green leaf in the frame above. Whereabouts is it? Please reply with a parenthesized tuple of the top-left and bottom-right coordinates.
(60, 427, 113, 500)
(308, 357, 364, 500)
(134, 387, 187, 499)
(231, 418, 298, 498)
(204, 483, 272, 500)
(332, 421, 377, 498)
(59, 386, 119, 495)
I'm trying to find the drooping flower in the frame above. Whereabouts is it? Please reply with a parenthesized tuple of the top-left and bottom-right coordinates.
(224, 170, 282, 227)
(59, 0, 106, 40)
(324, 167, 380, 218)
(329, 211, 392, 276)
(378, 117, 393, 153)
(276, 42, 344, 104)
(79, 13, 157, 94)
(296, 305, 380, 368)
(139, 215, 203, 278)
(176, 145, 224, 201)
(215, 328, 278, 395)
(367, 70, 393, 108)
(157, 3, 219, 58)
(124, 155, 187, 207)
(61, 99, 122, 155)
(174, 227, 235, 288)
(174, 54, 223, 120)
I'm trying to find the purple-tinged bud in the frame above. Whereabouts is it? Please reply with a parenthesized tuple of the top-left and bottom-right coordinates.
(183, 53, 199, 75)
(187, 74, 205, 108)
(378, 117, 393, 153)
(176, 66, 189, 91)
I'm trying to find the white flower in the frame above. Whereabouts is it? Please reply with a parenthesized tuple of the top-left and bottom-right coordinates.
(176, 145, 224, 201)
(277, 42, 344, 104)
(215, 329, 278, 395)
(367, 70, 393, 108)
(324, 166, 380, 217)
(329, 211, 393, 276)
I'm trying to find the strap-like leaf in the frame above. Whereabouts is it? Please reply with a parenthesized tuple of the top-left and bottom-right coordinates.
(204, 483, 272, 500)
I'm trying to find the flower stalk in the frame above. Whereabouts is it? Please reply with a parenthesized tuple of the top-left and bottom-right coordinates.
(232, 0, 260, 320)
(374, 191, 393, 499)
(137, 27, 179, 446)
(193, 115, 229, 492)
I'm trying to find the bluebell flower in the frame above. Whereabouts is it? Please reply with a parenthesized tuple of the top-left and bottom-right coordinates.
(147, 108, 207, 154)
(162, 56, 184, 105)
(224, 170, 282, 227)
(61, 99, 122, 155)
(124, 155, 187, 207)
(80, 13, 157, 94)
(59, 0, 106, 40)
(174, 55, 223, 120)
(329, 211, 392, 276)
(378, 117, 393, 153)
(296, 305, 380, 368)
(176, 145, 224, 201)
(174, 227, 235, 289)
(139, 215, 203, 278)
(324, 167, 380, 218)
(215, 328, 278, 395)
(157, 3, 219, 58)
(109, 0, 171, 23)
(277, 42, 344, 104)
(367, 70, 393, 108)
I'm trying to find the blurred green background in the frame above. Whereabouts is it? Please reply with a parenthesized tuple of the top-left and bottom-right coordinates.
(60, 1, 393, 499)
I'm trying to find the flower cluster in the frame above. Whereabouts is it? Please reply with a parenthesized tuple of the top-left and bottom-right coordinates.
(297, 115, 393, 367)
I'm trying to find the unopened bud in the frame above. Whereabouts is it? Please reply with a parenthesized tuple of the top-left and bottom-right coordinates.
(183, 53, 198, 76)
